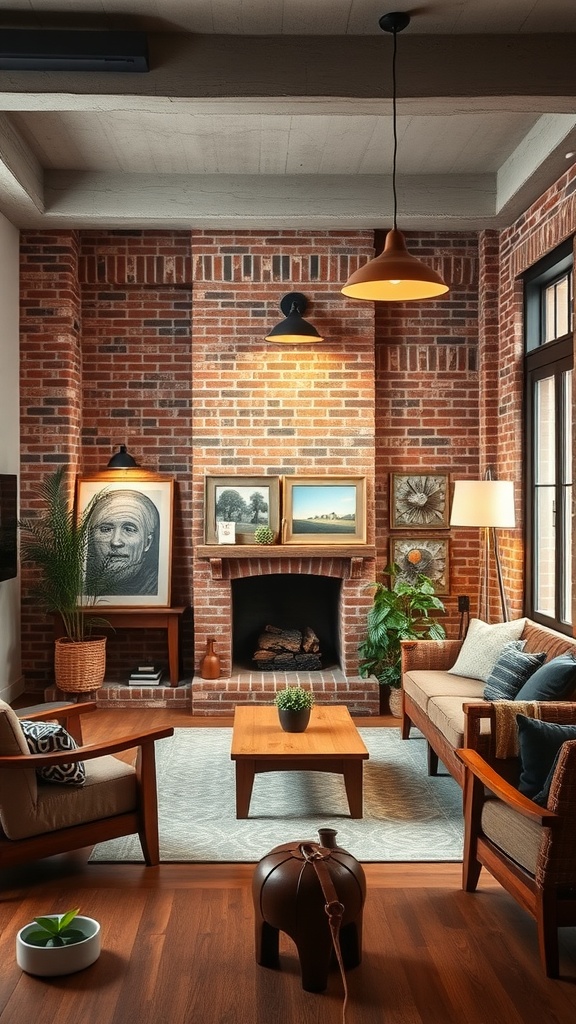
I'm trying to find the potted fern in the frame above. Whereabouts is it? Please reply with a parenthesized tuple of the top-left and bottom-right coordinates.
(19, 466, 120, 693)
(358, 563, 446, 716)
(274, 685, 315, 732)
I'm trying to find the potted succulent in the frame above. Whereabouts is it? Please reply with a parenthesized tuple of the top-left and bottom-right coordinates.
(274, 685, 315, 732)
(16, 908, 101, 976)
(358, 563, 446, 716)
(19, 466, 120, 693)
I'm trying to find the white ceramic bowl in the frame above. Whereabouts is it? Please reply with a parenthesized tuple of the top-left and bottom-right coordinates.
(16, 915, 101, 976)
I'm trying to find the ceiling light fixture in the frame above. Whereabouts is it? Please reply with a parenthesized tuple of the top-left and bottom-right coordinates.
(341, 11, 449, 302)
(265, 293, 324, 344)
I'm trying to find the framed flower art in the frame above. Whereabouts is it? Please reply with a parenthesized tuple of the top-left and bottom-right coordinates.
(390, 473, 449, 530)
(390, 536, 449, 595)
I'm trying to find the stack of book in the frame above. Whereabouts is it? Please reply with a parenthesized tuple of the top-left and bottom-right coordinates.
(128, 665, 163, 686)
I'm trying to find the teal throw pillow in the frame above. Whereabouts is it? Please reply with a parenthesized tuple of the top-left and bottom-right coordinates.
(514, 651, 576, 701)
(516, 714, 576, 805)
(483, 646, 545, 701)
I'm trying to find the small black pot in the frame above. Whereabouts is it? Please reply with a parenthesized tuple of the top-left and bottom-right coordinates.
(278, 707, 311, 733)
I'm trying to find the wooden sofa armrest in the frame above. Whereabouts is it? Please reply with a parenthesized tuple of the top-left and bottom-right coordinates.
(401, 638, 464, 674)
(16, 701, 97, 744)
(0, 726, 174, 770)
(456, 748, 559, 826)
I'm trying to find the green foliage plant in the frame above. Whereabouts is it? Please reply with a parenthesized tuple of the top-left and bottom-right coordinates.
(24, 908, 86, 948)
(254, 525, 275, 545)
(358, 563, 446, 689)
(274, 686, 315, 711)
(19, 467, 121, 642)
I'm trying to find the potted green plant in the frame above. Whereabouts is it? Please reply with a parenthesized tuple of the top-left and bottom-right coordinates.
(274, 685, 315, 733)
(16, 908, 101, 976)
(19, 466, 120, 693)
(358, 563, 446, 716)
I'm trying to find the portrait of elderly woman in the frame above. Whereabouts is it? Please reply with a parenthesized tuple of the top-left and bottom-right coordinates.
(87, 489, 161, 596)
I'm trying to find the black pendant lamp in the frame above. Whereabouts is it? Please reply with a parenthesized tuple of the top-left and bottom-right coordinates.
(265, 292, 324, 344)
(342, 12, 449, 302)
(107, 444, 138, 469)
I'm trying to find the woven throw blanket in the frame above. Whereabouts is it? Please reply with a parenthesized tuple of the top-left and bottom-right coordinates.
(493, 700, 541, 758)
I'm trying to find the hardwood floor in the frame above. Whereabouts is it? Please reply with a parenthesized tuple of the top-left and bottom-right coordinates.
(1, 706, 576, 1023)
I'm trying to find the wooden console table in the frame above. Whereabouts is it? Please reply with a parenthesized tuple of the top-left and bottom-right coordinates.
(54, 606, 186, 687)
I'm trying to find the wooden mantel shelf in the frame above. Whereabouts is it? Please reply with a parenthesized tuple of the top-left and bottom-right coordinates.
(196, 544, 376, 560)
(196, 544, 376, 580)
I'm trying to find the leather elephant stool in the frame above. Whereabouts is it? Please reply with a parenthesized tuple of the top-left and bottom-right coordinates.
(252, 829, 366, 992)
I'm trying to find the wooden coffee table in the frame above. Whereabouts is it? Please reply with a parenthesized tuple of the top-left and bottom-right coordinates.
(230, 704, 369, 819)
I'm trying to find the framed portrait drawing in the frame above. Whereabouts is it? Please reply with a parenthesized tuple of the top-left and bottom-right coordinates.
(282, 476, 366, 545)
(390, 473, 449, 530)
(390, 536, 449, 595)
(204, 476, 280, 545)
(75, 473, 174, 607)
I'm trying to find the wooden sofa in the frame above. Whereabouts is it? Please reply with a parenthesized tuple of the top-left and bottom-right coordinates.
(400, 619, 576, 786)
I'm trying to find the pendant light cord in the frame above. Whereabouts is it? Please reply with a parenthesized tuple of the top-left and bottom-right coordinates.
(391, 25, 399, 231)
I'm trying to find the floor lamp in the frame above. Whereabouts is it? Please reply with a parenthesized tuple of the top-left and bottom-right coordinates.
(450, 478, 516, 622)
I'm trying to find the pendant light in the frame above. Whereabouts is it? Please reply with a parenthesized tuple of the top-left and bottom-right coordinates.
(342, 12, 449, 302)
(265, 292, 324, 344)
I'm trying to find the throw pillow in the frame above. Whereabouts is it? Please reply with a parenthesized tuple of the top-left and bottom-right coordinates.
(483, 647, 546, 701)
(514, 651, 576, 701)
(447, 617, 527, 682)
(19, 720, 85, 786)
(516, 714, 576, 805)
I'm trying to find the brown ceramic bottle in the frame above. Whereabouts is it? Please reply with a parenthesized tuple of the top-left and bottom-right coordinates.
(200, 637, 220, 679)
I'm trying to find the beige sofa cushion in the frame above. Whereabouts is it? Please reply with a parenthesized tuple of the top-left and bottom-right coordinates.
(0, 699, 37, 838)
(427, 695, 492, 749)
(403, 669, 485, 714)
(481, 796, 542, 876)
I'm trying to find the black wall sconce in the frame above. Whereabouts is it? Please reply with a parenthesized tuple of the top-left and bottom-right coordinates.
(106, 444, 138, 469)
(265, 292, 324, 344)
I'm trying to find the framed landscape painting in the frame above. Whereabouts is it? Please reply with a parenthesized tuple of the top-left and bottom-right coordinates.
(390, 536, 449, 594)
(390, 473, 449, 529)
(204, 475, 280, 545)
(282, 476, 366, 545)
(75, 472, 174, 607)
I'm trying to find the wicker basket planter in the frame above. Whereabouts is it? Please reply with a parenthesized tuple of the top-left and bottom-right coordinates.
(54, 636, 107, 693)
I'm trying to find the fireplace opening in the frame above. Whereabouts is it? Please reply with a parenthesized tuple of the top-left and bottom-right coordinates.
(232, 573, 341, 670)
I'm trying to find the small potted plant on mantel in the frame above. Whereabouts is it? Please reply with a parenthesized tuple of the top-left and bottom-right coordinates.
(358, 563, 446, 716)
(16, 908, 101, 976)
(274, 686, 315, 733)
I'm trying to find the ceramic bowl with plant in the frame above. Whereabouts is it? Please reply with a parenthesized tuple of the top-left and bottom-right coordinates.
(16, 908, 101, 977)
(274, 686, 315, 733)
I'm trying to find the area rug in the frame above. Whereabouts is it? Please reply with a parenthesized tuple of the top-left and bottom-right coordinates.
(89, 727, 463, 863)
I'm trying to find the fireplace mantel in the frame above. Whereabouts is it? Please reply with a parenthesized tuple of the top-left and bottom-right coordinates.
(196, 544, 376, 580)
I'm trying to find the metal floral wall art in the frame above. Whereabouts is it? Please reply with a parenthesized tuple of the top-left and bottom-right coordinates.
(390, 473, 449, 529)
(391, 537, 449, 594)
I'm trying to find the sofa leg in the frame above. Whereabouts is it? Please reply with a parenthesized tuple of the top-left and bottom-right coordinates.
(427, 743, 439, 775)
(400, 713, 411, 739)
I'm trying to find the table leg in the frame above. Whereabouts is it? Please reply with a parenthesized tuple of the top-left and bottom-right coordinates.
(342, 759, 364, 818)
(235, 759, 256, 818)
(167, 616, 180, 686)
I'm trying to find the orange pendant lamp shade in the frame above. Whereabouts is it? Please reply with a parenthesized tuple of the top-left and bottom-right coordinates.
(341, 228, 449, 302)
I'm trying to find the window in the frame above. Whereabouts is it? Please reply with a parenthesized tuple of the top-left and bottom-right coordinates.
(524, 240, 573, 632)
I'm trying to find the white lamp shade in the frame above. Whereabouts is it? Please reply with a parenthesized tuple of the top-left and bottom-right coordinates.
(450, 480, 515, 529)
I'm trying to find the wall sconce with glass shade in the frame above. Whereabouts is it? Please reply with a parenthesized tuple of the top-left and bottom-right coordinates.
(450, 477, 516, 622)
(341, 12, 449, 302)
(265, 292, 324, 344)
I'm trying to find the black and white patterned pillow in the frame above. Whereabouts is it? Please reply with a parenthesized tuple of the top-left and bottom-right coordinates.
(483, 647, 547, 702)
(19, 720, 86, 786)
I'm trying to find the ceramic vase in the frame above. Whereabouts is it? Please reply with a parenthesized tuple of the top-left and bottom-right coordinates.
(200, 637, 220, 680)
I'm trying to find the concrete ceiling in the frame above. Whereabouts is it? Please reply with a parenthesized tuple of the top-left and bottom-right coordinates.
(1, 0, 576, 231)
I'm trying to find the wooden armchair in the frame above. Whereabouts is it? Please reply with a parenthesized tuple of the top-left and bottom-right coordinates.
(457, 707, 576, 977)
(0, 698, 173, 869)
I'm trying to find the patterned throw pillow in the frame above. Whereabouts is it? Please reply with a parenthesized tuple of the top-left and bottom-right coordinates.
(483, 647, 547, 701)
(448, 617, 527, 682)
(19, 720, 85, 786)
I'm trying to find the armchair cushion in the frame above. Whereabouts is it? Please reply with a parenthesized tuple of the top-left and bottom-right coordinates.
(0, 700, 37, 839)
(483, 647, 546, 701)
(19, 720, 85, 786)
(517, 714, 576, 804)
(515, 651, 576, 702)
(448, 618, 526, 681)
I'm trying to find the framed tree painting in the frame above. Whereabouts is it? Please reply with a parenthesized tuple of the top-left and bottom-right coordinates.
(390, 536, 449, 594)
(204, 475, 280, 545)
(390, 473, 449, 530)
(75, 472, 174, 607)
(282, 476, 366, 544)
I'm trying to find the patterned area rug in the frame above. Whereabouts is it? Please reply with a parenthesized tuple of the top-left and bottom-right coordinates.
(89, 727, 463, 863)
